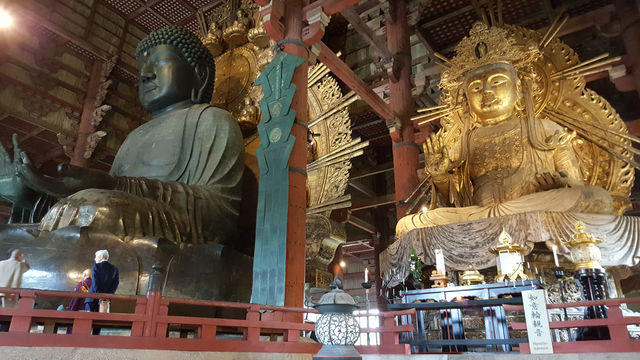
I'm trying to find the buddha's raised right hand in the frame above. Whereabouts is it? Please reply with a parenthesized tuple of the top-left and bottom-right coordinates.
(424, 132, 454, 179)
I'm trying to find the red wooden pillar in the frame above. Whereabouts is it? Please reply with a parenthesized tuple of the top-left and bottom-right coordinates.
(387, 0, 419, 218)
(615, 0, 640, 97)
(283, 0, 309, 310)
(71, 60, 103, 167)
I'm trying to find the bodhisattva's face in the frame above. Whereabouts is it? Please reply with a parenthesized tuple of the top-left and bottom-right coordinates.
(465, 65, 518, 125)
(137, 44, 197, 112)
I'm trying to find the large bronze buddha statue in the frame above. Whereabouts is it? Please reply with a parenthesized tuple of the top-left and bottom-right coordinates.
(2, 26, 245, 248)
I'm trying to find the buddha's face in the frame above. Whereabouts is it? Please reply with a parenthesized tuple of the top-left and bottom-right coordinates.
(464, 64, 519, 124)
(137, 44, 197, 112)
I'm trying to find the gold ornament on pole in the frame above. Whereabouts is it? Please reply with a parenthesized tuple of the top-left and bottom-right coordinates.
(489, 229, 528, 282)
(561, 223, 604, 271)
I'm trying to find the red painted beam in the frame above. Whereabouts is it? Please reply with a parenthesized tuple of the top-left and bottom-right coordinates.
(70, 60, 104, 167)
(316, 41, 395, 122)
(259, 0, 285, 42)
(302, 0, 361, 16)
(350, 193, 397, 212)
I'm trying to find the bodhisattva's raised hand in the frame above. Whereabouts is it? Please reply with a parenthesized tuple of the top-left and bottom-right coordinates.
(424, 132, 453, 178)
(13, 134, 116, 197)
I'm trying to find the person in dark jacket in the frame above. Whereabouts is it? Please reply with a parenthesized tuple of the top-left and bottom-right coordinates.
(85, 249, 119, 313)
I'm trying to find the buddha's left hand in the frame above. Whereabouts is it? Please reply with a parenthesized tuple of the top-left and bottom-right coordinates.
(535, 170, 569, 190)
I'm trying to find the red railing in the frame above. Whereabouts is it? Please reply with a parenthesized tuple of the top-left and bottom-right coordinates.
(0, 287, 413, 354)
(506, 298, 640, 353)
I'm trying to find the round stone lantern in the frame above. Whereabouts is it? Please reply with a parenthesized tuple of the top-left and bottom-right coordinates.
(313, 277, 361, 360)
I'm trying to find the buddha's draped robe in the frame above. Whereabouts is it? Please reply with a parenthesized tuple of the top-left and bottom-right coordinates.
(396, 117, 613, 238)
(40, 104, 244, 245)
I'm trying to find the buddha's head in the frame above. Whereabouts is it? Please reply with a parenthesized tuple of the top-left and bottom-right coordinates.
(135, 26, 216, 113)
(463, 62, 521, 126)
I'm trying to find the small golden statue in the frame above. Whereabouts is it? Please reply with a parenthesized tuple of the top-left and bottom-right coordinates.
(237, 96, 259, 134)
(248, 17, 270, 49)
(396, 21, 633, 238)
(223, 10, 250, 46)
(202, 21, 224, 57)
(460, 265, 485, 286)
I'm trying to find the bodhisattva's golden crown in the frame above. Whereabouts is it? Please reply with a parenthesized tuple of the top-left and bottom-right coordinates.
(440, 22, 540, 92)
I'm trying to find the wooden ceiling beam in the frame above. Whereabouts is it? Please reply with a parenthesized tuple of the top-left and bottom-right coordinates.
(316, 41, 395, 122)
(3, 56, 85, 97)
(19, 128, 45, 143)
(83, 0, 100, 39)
(177, 0, 196, 12)
(350, 193, 396, 212)
(348, 179, 376, 198)
(128, 0, 166, 21)
(342, 7, 391, 62)
(538, 4, 615, 38)
(0, 121, 57, 146)
(346, 213, 377, 234)
(14, 6, 109, 62)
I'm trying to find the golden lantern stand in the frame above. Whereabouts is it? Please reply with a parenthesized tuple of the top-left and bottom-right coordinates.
(489, 230, 528, 283)
(562, 224, 610, 340)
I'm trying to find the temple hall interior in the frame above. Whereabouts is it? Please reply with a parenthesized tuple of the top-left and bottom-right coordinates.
(0, 0, 640, 358)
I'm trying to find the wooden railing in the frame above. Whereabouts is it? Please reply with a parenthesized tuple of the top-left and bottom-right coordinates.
(507, 298, 640, 354)
(0, 287, 413, 354)
(390, 297, 528, 353)
(389, 297, 640, 354)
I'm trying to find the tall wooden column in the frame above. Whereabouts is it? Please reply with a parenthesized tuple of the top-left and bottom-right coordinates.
(386, 0, 419, 218)
(282, 0, 309, 309)
(71, 60, 103, 167)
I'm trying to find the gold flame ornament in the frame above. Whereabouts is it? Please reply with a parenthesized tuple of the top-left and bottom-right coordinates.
(561, 223, 604, 271)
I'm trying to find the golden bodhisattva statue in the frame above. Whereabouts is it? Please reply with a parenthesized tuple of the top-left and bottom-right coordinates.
(396, 22, 633, 238)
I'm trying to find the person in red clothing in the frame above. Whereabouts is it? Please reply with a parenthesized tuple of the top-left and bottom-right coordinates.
(69, 268, 92, 311)
(66, 268, 91, 334)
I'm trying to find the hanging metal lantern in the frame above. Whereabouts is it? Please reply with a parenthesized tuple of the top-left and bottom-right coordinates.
(313, 277, 361, 359)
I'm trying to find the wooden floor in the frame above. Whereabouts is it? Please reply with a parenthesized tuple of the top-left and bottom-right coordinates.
(1, 347, 640, 360)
